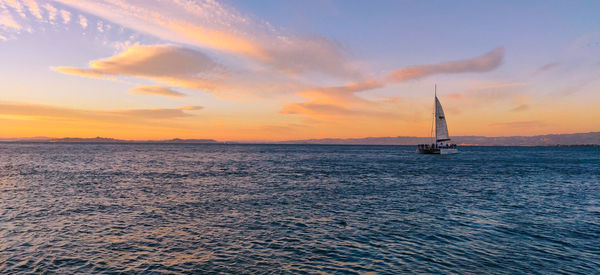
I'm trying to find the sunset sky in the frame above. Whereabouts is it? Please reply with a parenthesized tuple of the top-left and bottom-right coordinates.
(1, 0, 599, 140)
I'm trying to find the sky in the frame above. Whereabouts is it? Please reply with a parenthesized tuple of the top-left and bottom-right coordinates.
(0, 0, 599, 141)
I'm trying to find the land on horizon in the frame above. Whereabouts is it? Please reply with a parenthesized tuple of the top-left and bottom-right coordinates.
(1, 132, 598, 146)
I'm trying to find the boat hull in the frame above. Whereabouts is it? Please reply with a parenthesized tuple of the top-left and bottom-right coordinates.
(440, 148, 458, 154)
(416, 144, 458, 154)
(417, 147, 440, 154)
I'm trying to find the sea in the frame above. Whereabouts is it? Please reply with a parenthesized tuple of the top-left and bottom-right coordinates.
(0, 143, 598, 274)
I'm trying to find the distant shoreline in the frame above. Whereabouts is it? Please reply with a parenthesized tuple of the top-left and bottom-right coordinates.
(4, 142, 598, 147)
(0, 132, 598, 146)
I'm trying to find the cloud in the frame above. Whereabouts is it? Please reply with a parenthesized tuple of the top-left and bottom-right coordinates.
(387, 47, 505, 82)
(129, 85, 186, 98)
(1, 0, 26, 18)
(60, 9, 70, 24)
(489, 121, 545, 128)
(53, 66, 106, 79)
(475, 82, 526, 90)
(87, 44, 218, 77)
(510, 104, 529, 112)
(0, 9, 22, 30)
(296, 80, 383, 105)
(22, 0, 42, 20)
(446, 82, 524, 108)
(96, 20, 103, 32)
(178, 105, 202, 111)
(53, 44, 221, 92)
(111, 108, 195, 119)
(52, 43, 310, 99)
(78, 14, 87, 29)
(55, 0, 359, 78)
(0, 101, 201, 121)
(43, 3, 57, 23)
(282, 47, 506, 120)
(281, 80, 417, 121)
(534, 63, 557, 74)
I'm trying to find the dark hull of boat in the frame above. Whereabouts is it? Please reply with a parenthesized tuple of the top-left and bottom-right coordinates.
(417, 147, 440, 154)
(416, 144, 458, 154)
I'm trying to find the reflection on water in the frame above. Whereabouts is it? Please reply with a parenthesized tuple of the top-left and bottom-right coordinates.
(0, 144, 598, 273)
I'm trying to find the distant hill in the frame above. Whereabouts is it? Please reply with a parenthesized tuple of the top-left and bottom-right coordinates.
(1, 132, 598, 146)
(48, 137, 219, 143)
(0, 137, 218, 144)
(278, 132, 600, 146)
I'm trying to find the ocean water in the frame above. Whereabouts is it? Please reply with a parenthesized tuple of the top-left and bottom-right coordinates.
(0, 143, 598, 274)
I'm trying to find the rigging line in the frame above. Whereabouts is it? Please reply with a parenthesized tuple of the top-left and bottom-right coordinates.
(430, 84, 435, 143)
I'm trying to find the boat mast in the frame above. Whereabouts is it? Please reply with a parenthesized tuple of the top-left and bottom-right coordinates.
(434, 85, 437, 145)
(430, 85, 435, 144)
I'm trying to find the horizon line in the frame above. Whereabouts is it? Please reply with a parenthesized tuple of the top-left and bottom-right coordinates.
(1, 131, 598, 143)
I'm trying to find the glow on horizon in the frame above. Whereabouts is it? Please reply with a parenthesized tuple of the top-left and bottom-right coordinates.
(0, 0, 599, 140)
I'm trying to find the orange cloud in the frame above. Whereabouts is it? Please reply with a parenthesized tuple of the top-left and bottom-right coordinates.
(52, 67, 106, 79)
(296, 80, 383, 106)
(178, 106, 202, 111)
(129, 85, 185, 98)
(489, 120, 546, 128)
(22, 0, 42, 20)
(0, 101, 209, 140)
(55, 0, 359, 78)
(445, 82, 526, 109)
(510, 104, 529, 112)
(281, 80, 421, 123)
(475, 82, 526, 90)
(88, 44, 218, 77)
(387, 47, 505, 82)
(59, 9, 70, 24)
(0, 101, 201, 121)
(53, 44, 221, 92)
(0, 8, 22, 30)
(167, 21, 267, 60)
(43, 3, 58, 22)
(282, 47, 506, 121)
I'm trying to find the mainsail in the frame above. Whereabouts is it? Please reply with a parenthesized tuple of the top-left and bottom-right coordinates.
(435, 96, 450, 142)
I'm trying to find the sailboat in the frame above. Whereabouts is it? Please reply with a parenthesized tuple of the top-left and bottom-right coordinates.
(417, 86, 458, 154)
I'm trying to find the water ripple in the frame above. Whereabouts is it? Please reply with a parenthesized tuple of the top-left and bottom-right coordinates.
(0, 144, 598, 273)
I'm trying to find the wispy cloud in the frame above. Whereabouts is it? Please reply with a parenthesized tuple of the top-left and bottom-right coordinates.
(22, 0, 42, 20)
(129, 85, 186, 98)
(52, 43, 312, 100)
(387, 47, 505, 82)
(0, 8, 22, 30)
(96, 20, 103, 32)
(53, 44, 221, 92)
(475, 82, 526, 90)
(0, 101, 201, 121)
(534, 63, 558, 74)
(281, 80, 419, 121)
(446, 82, 525, 108)
(43, 3, 57, 23)
(1, 0, 26, 18)
(283, 48, 506, 120)
(489, 120, 545, 128)
(55, 0, 359, 78)
(53, 66, 106, 79)
(510, 104, 529, 112)
(59, 9, 70, 24)
(78, 14, 87, 29)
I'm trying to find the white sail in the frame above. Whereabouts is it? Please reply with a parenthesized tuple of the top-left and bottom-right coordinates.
(435, 96, 450, 142)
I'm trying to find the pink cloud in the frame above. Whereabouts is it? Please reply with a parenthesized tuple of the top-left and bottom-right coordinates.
(387, 47, 505, 82)
(129, 85, 186, 98)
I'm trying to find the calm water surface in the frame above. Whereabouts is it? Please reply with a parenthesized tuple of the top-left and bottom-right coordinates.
(0, 144, 598, 274)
